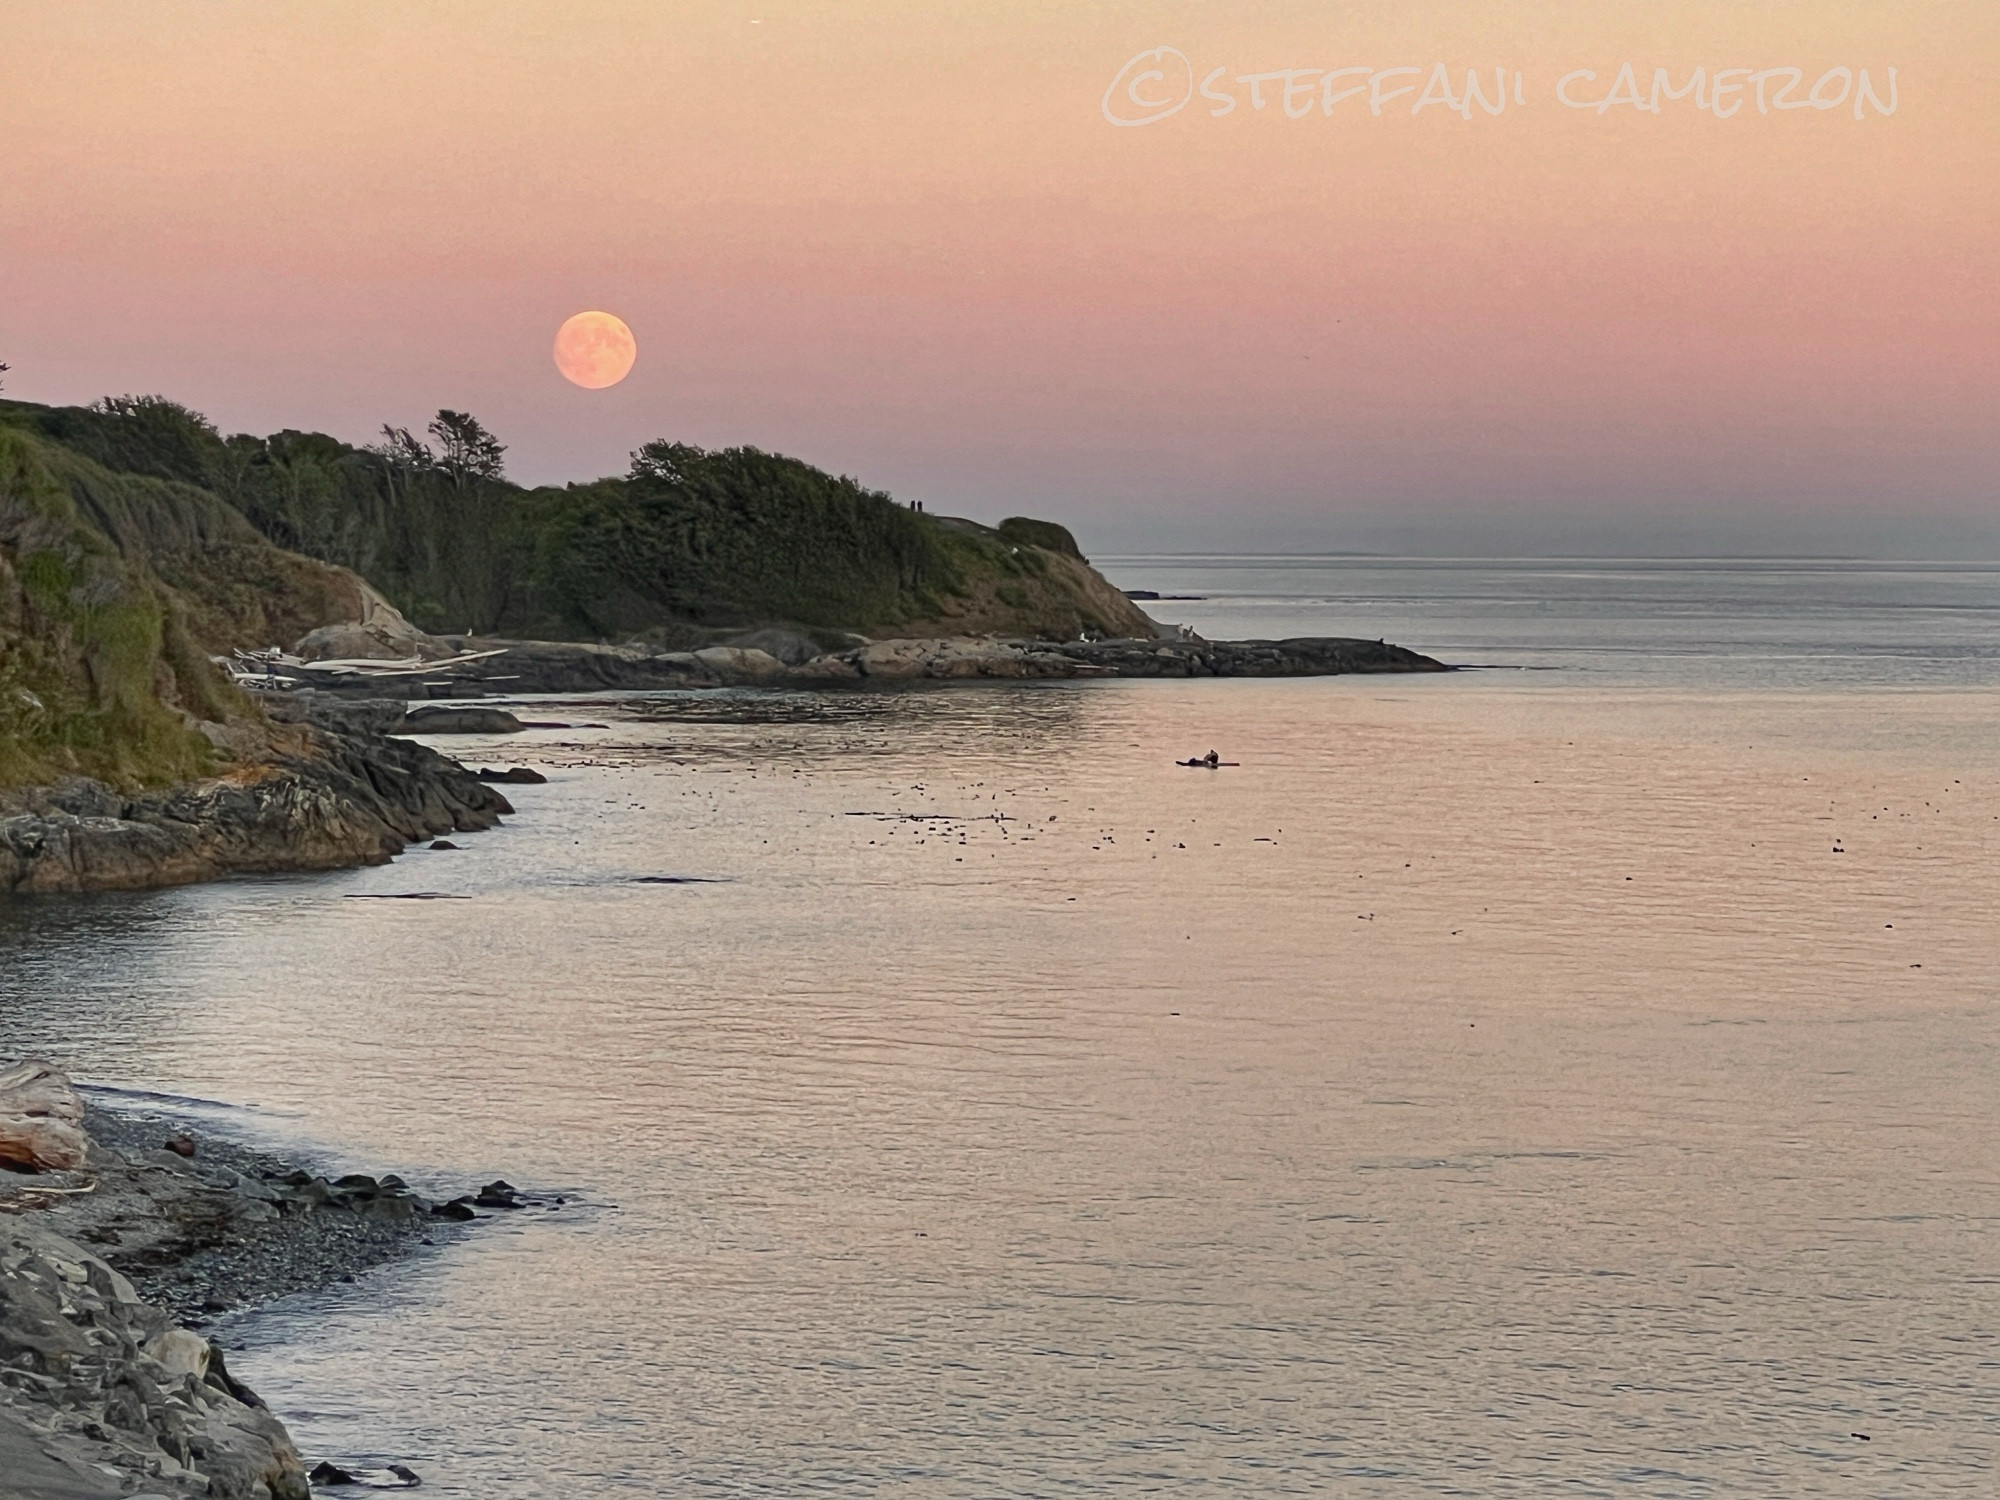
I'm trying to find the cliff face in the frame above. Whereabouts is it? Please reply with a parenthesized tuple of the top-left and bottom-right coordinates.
(896, 517, 1157, 641)
(0, 414, 510, 891)
(0, 419, 374, 791)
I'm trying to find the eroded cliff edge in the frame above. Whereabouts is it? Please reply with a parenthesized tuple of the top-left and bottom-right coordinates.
(0, 700, 508, 895)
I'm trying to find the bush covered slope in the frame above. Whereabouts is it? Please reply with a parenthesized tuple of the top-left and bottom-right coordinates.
(0, 409, 369, 788)
(16, 398, 1155, 643)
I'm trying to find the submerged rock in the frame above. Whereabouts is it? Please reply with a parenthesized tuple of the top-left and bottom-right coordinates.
(307, 1460, 421, 1489)
(473, 1180, 522, 1209)
(476, 766, 547, 784)
(392, 706, 524, 735)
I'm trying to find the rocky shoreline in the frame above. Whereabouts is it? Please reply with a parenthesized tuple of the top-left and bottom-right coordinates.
(0, 700, 512, 896)
(2, 631, 1440, 895)
(1, 1066, 546, 1499)
(303, 632, 1449, 698)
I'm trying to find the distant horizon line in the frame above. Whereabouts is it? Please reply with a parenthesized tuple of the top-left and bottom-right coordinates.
(1092, 551, 2000, 566)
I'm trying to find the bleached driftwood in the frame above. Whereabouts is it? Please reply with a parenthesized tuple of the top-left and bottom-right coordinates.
(0, 1060, 89, 1172)
(217, 646, 510, 686)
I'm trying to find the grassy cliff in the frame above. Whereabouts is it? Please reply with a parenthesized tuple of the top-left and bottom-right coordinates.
(0, 410, 369, 789)
(0, 392, 1155, 786)
(15, 398, 1155, 643)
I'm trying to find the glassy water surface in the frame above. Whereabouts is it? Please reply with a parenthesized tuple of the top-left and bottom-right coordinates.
(1098, 555, 2000, 688)
(2, 560, 1998, 1496)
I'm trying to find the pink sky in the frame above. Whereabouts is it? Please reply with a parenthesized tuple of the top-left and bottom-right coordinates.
(2, 1, 1994, 552)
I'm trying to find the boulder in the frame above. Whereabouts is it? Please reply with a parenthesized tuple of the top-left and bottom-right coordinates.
(0, 1059, 89, 1172)
(477, 766, 548, 784)
(719, 627, 824, 666)
(691, 646, 788, 679)
(291, 584, 452, 664)
(792, 654, 863, 681)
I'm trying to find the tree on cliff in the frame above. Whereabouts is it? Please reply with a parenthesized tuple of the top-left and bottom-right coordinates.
(374, 424, 433, 472)
(0, 360, 10, 392)
(428, 409, 506, 489)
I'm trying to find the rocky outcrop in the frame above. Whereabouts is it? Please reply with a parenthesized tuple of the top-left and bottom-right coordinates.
(297, 633, 1449, 697)
(0, 1067, 557, 1499)
(0, 704, 511, 895)
(289, 581, 455, 664)
(1049, 636, 1447, 677)
(0, 1222, 308, 1500)
(1, 1068, 314, 1499)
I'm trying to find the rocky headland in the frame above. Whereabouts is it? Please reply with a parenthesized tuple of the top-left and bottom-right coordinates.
(301, 630, 1448, 698)
(0, 697, 510, 896)
(0, 1062, 546, 1499)
(1, 389, 1444, 895)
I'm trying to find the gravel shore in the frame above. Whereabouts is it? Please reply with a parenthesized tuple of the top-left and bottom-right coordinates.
(1, 1092, 547, 1498)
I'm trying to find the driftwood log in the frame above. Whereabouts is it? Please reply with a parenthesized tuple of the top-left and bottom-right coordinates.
(0, 1059, 89, 1172)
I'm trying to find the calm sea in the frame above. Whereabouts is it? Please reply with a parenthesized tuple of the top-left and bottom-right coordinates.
(3, 558, 1997, 1496)
(1099, 555, 2000, 689)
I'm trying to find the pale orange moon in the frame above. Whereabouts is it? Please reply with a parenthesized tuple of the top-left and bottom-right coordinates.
(553, 310, 637, 389)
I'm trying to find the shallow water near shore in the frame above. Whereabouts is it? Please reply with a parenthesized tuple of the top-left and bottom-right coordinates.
(5, 564, 2000, 1496)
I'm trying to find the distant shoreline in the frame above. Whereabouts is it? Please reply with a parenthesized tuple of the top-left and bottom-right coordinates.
(297, 631, 1449, 699)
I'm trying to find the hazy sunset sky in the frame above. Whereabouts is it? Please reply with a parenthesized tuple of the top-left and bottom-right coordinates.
(3, 1, 1994, 553)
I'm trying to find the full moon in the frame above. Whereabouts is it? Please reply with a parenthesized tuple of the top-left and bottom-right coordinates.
(553, 311, 637, 389)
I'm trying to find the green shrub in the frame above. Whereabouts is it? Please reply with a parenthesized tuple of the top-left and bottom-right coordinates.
(997, 516, 1084, 559)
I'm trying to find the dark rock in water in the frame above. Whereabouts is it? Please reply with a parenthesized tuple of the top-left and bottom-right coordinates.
(474, 1179, 522, 1209)
(1122, 588, 1162, 600)
(477, 765, 548, 784)
(309, 1461, 422, 1489)
(205, 1340, 268, 1409)
(429, 839, 460, 850)
(1049, 636, 1448, 678)
(432, 1197, 478, 1221)
(333, 1173, 380, 1193)
(392, 705, 524, 735)
(164, 1132, 197, 1157)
